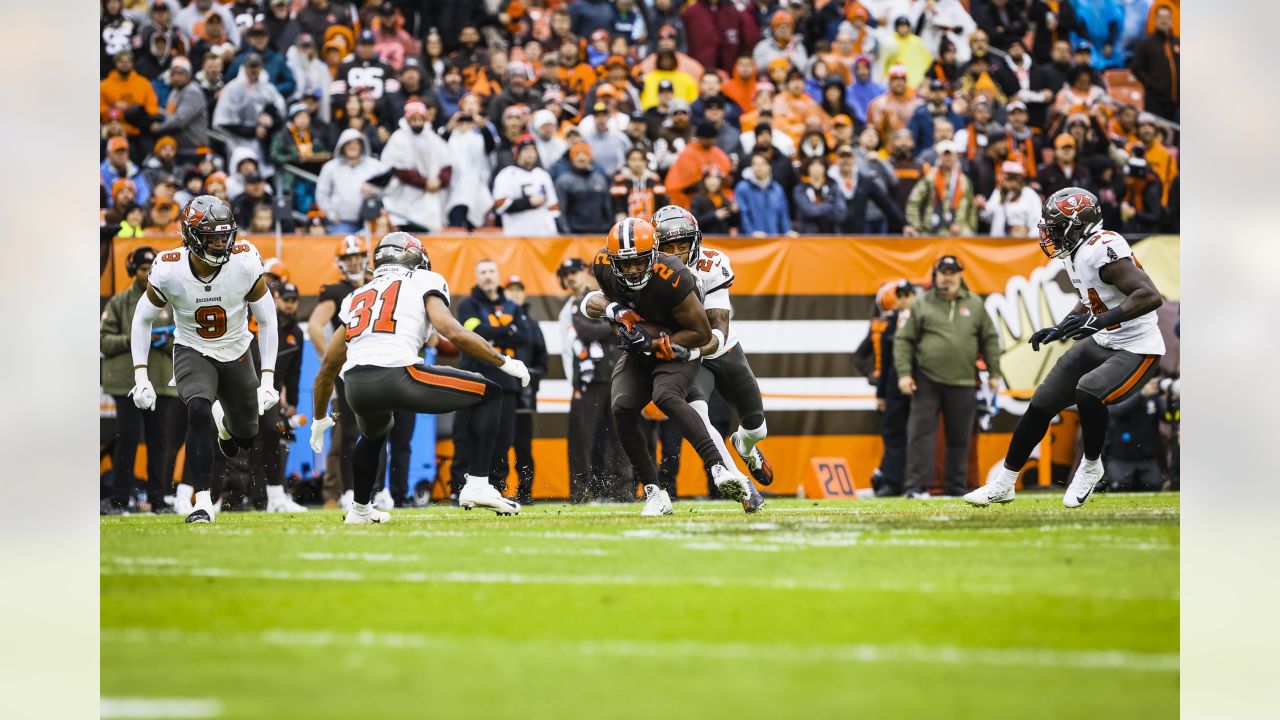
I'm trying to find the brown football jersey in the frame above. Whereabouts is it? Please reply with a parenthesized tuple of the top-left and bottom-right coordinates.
(592, 250, 701, 332)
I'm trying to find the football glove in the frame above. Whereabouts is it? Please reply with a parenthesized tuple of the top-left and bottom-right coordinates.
(310, 415, 336, 453)
(605, 302, 642, 332)
(257, 372, 280, 415)
(499, 356, 531, 387)
(653, 333, 695, 362)
(1028, 325, 1064, 351)
(618, 324, 653, 352)
(128, 368, 156, 411)
(1062, 308, 1124, 340)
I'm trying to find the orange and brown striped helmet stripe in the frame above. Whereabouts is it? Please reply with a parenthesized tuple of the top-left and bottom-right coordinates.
(406, 366, 488, 396)
(1102, 355, 1157, 404)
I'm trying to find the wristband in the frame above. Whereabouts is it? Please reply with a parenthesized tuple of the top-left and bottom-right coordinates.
(710, 329, 725, 352)
(687, 346, 701, 361)
(1095, 307, 1126, 328)
(605, 302, 621, 320)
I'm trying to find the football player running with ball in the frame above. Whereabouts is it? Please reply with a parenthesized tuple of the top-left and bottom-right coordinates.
(582, 218, 754, 516)
(652, 205, 773, 505)
(128, 196, 281, 523)
(965, 188, 1164, 509)
(310, 232, 530, 523)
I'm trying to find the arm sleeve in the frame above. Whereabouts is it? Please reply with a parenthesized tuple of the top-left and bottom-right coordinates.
(250, 294, 278, 374)
(130, 294, 163, 369)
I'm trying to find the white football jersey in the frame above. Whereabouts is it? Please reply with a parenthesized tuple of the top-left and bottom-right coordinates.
(689, 247, 740, 359)
(1063, 230, 1165, 355)
(338, 266, 449, 376)
(147, 242, 264, 362)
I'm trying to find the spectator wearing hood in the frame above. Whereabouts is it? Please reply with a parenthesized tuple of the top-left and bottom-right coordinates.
(664, 121, 732, 208)
(225, 146, 266, 199)
(213, 53, 287, 164)
(1130, 112, 1177, 206)
(846, 56, 884, 126)
(442, 95, 498, 230)
(639, 51, 700, 110)
(649, 1, 687, 52)
(133, 2, 184, 80)
(316, 128, 392, 233)
(908, 79, 964, 158)
(879, 16, 933, 87)
(682, 0, 754, 73)
(286, 34, 331, 122)
(689, 166, 739, 234)
(735, 150, 793, 236)
(101, 136, 152, 209)
(380, 102, 453, 232)
(722, 55, 759, 114)
(228, 23, 297, 99)
(231, 171, 272, 228)
(752, 11, 809, 78)
(530, 109, 567, 169)
(101, 50, 160, 140)
(150, 56, 209, 156)
(555, 143, 613, 234)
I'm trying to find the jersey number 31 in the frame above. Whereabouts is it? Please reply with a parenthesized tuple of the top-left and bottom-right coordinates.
(345, 281, 402, 339)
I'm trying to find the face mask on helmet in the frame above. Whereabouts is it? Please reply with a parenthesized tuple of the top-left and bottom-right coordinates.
(614, 251, 654, 290)
(337, 253, 368, 281)
(1038, 217, 1072, 258)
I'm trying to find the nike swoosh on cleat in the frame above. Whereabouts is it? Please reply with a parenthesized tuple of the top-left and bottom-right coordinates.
(1075, 488, 1092, 504)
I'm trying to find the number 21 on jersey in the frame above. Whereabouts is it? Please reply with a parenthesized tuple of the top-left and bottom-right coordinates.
(345, 281, 402, 339)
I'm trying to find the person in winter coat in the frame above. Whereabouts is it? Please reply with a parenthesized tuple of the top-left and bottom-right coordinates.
(735, 151, 793, 236)
(905, 140, 978, 235)
(845, 55, 884, 126)
(610, 147, 668, 222)
(681, 0, 754, 73)
(227, 24, 296, 99)
(753, 11, 809, 77)
(379, 101, 453, 232)
(213, 57, 287, 168)
(269, 101, 331, 213)
(569, 0, 617, 38)
(315, 127, 391, 233)
(100, 50, 160, 140)
(148, 56, 208, 154)
(444, 96, 499, 230)
(907, 79, 964, 159)
(101, 136, 152, 208)
(493, 135, 561, 236)
(1129, 6, 1179, 122)
(828, 143, 906, 234)
(555, 143, 613, 234)
(982, 161, 1042, 237)
(530, 109, 567, 170)
(502, 276, 548, 505)
(689, 167, 739, 235)
(793, 157, 847, 234)
(285, 35, 331, 123)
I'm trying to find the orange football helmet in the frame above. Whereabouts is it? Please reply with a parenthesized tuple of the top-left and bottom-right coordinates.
(334, 234, 370, 281)
(605, 217, 658, 290)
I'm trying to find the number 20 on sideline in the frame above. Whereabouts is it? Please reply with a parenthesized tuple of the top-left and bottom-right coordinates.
(803, 457, 859, 499)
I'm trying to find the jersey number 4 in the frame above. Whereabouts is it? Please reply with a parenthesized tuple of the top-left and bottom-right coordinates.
(345, 281, 402, 339)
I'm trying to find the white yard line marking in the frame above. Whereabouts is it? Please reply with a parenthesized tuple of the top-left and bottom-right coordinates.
(297, 552, 421, 562)
(99, 563, 1177, 602)
(100, 698, 221, 718)
(100, 627, 1178, 674)
(485, 546, 612, 557)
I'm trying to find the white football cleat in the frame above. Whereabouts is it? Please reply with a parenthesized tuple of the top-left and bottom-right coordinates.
(963, 481, 1015, 507)
(338, 489, 354, 511)
(640, 484, 673, 516)
(1063, 458, 1105, 508)
(173, 483, 195, 515)
(343, 506, 390, 525)
(373, 488, 395, 511)
(458, 479, 520, 516)
(711, 464, 749, 503)
(267, 495, 309, 512)
(211, 401, 232, 441)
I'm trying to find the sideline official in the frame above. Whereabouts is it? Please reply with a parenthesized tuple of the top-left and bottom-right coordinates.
(895, 256, 1002, 497)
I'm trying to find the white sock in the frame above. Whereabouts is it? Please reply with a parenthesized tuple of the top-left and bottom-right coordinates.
(194, 490, 213, 509)
(266, 484, 285, 502)
(353, 502, 372, 514)
(997, 466, 1020, 487)
(175, 483, 194, 505)
(1081, 455, 1102, 467)
(691, 399, 736, 467)
(737, 420, 767, 454)
(465, 474, 489, 489)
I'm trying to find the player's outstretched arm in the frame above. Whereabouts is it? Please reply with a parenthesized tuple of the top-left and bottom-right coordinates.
(309, 330, 346, 453)
(127, 286, 167, 410)
(426, 296, 529, 386)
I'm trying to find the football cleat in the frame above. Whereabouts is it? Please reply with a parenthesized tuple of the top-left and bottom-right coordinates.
(458, 479, 520, 516)
(640, 484, 673, 516)
(963, 481, 1016, 507)
(373, 488, 395, 511)
(711, 464, 748, 503)
(343, 507, 390, 525)
(266, 495, 309, 513)
(1063, 458, 1105, 508)
(730, 432, 774, 486)
(185, 508, 213, 524)
(742, 479, 766, 514)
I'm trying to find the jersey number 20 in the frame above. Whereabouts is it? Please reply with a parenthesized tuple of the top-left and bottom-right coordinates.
(345, 281, 402, 339)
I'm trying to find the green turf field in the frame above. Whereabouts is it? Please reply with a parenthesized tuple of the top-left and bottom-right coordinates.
(101, 493, 1179, 719)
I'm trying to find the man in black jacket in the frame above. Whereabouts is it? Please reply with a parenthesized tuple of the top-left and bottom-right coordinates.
(1129, 6, 1179, 122)
(555, 143, 613, 233)
(856, 280, 915, 496)
(1103, 378, 1167, 492)
(330, 30, 400, 112)
(503, 276, 548, 505)
(1028, 40, 1073, 130)
(451, 259, 532, 495)
(256, 281, 308, 511)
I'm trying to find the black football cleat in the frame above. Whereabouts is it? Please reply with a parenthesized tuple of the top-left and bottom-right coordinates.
(185, 508, 213, 524)
(742, 479, 766, 514)
(731, 432, 774, 486)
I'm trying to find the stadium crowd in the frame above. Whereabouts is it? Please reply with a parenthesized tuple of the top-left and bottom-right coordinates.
(101, 0, 1180, 242)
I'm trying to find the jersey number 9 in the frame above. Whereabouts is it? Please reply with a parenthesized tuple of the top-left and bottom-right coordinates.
(195, 305, 227, 338)
(345, 280, 402, 339)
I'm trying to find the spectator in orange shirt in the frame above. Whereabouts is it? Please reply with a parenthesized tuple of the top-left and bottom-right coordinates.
(772, 68, 828, 144)
(721, 56, 758, 114)
(1130, 112, 1177, 206)
(738, 82, 775, 134)
(555, 38, 600, 100)
(101, 50, 161, 140)
(663, 122, 733, 208)
(144, 198, 181, 235)
(1109, 104, 1140, 145)
(866, 64, 920, 141)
